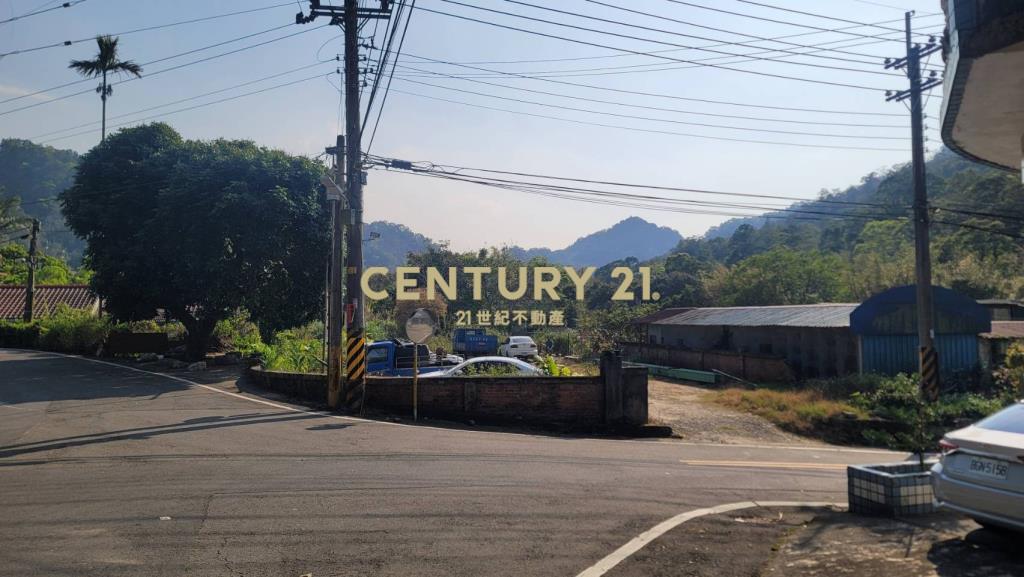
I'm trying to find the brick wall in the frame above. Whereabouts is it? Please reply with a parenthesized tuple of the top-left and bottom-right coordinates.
(366, 376, 605, 425)
(246, 357, 646, 428)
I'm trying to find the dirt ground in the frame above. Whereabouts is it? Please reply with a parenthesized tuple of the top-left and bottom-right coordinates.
(648, 378, 816, 445)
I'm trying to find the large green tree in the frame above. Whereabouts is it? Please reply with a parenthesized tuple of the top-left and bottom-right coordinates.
(62, 123, 330, 359)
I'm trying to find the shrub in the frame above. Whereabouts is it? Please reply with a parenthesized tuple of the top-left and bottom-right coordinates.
(0, 320, 43, 348)
(213, 310, 263, 354)
(37, 305, 111, 354)
(255, 330, 324, 374)
(709, 388, 861, 435)
(851, 373, 1009, 453)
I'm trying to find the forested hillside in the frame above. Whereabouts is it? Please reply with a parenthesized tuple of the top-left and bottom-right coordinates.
(0, 139, 81, 262)
(509, 216, 682, 266)
(603, 148, 1024, 311)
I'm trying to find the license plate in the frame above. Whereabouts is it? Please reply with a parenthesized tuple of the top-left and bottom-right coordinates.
(967, 456, 1010, 480)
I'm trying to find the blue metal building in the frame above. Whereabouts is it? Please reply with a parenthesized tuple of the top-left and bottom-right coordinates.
(850, 286, 991, 379)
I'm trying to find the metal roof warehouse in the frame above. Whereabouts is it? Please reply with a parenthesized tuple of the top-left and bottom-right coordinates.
(632, 286, 1001, 382)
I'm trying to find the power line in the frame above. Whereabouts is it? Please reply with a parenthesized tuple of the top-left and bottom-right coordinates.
(389, 61, 908, 129)
(424, 1, 896, 90)
(367, 154, 908, 209)
(365, 0, 416, 154)
(388, 29, 943, 80)
(387, 86, 908, 151)
(0, 24, 327, 117)
(27, 61, 335, 140)
(421, 13, 942, 67)
(733, 0, 929, 36)
(0, 1, 295, 58)
(392, 75, 909, 141)
(664, 0, 935, 42)
(38, 71, 337, 144)
(0, 0, 84, 25)
(400, 52, 907, 117)
(508, 0, 903, 72)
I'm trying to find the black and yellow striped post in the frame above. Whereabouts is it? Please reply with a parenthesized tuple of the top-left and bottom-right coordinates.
(344, 328, 366, 409)
(920, 345, 939, 401)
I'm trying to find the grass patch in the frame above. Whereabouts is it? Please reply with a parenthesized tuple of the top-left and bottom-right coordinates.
(706, 387, 865, 436)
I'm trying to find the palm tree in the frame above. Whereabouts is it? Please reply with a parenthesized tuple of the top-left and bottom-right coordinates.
(68, 35, 143, 141)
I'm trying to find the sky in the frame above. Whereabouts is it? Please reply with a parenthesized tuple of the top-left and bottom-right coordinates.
(0, 0, 947, 251)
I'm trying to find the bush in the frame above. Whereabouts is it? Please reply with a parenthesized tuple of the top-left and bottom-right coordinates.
(37, 305, 111, 354)
(851, 373, 1009, 453)
(254, 330, 324, 374)
(213, 310, 263, 354)
(0, 320, 43, 348)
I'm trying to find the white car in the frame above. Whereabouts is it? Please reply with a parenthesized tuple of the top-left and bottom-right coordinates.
(498, 336, 538, 359)
(420, 356, 542, 378)
(931, 401, 1024, 532)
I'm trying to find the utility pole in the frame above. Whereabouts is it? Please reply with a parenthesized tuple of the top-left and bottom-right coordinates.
(23, 219, 39, 322)
(885, 12, 943, 400)
(298, 0, 391, 409)
(325, 135, 346, 409)
(341, 0, 367, 407)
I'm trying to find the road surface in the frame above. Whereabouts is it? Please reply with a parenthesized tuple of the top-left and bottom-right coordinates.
(0, 348, 899, 576)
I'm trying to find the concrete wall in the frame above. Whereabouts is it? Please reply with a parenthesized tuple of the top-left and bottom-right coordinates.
(620, 342, 796, 382)
(246, 355, 647, 428)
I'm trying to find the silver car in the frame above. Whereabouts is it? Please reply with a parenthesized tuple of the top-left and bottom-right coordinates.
(420, 356, 543, 378)
(932, 401, 1024, 531)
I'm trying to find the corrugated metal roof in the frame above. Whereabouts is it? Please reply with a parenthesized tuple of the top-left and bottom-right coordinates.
(981, 321, 1024, 340)
(631, 307, 693, 325)
(650, 304, 858, 328)
(0, 285, 99, 320)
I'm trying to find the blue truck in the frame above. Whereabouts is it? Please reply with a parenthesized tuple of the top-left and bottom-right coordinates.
(366, 339, 455, 377)
(452, 328, 498, 357)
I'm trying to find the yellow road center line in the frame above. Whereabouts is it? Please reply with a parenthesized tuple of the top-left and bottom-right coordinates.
(680, 459, 849, 470)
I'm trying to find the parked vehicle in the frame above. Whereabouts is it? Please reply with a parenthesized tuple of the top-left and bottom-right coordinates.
(366, 339, 458, 377)
(931, 401, 1024, 532)
(498, 335, 538, 359)
(452, 328, 498, 357)
(420, 356, 543, 378)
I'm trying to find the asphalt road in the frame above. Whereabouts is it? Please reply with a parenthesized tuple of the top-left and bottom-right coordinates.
(0, 349, 901, 577)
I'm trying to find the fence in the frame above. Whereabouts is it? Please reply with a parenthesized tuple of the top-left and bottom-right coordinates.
(617, 342, 795, 383)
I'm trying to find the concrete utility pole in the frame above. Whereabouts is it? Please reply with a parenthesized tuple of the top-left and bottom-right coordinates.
(326, 136, 346, 409)
(22, 219, 39, 322)
(885, 13, 943, 400)
(298, 0, 391, 409)
(341, 0, 367, 406)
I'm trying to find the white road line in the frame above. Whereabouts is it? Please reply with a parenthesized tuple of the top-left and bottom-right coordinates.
(575, 500, 844, 577)
(0, 348, 901, 456)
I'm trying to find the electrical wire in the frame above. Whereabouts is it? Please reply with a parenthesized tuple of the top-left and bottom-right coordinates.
(504, 0, 902, 73)
(0, 1, 297, 59)
(422, 2, 895, 91)
(366, 153, 907, 209)
(0, 24, 328, 117)
(38, 71, 338, 144)
(389, 61, 908, 129)
(666, 0, 934, 42)
(27, 61, 335, 141)
(392, 75, 909, 140)
(365, 0, 415, 154)
(0, 0, 84, 25)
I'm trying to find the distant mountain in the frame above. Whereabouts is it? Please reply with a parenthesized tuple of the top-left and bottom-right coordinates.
(364, 221, 434, 268)
(509, 216, 683, 267)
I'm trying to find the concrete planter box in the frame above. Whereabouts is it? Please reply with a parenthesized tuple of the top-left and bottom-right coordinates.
(848, 460, 937, 517)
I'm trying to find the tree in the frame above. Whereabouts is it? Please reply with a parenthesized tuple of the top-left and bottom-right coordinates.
(712, 247, 849, 306)
(0, 194, 29, 236)
(68, 35, 143, 141)
(62, 123, 330, 359)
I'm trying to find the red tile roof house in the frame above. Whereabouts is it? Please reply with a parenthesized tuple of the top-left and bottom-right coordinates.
(0, 285, 101, 321)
